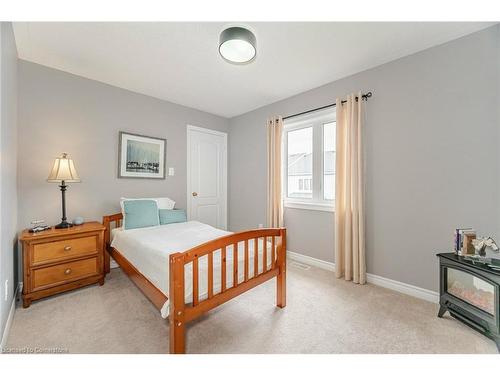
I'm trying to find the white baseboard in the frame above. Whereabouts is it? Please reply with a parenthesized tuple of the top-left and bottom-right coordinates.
(288, 251, 335, 272)
(366, 273, 439, 303)
(0, 282, 22, 351)
(287, 251, 439, 304)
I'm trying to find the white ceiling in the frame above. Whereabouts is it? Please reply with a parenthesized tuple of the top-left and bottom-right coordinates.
(13, 22, 495, 118)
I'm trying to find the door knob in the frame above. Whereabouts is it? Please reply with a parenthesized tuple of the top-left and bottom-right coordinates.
(192, 192, 198, 197)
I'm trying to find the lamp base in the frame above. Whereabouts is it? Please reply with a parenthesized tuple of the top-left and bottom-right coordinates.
(55, 221, 73, 229)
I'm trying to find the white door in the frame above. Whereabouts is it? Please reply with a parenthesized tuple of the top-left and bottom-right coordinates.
(187, 125, 227, 229)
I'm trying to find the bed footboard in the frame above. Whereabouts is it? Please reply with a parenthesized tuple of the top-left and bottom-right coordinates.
(103, 213, 286, 354)
(169, 228, 287, 354)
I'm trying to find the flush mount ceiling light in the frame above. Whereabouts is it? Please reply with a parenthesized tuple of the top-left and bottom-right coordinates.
(219, 27, 256, 64)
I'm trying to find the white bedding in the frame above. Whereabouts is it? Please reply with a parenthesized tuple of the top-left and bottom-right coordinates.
(111, 221, 273, 318)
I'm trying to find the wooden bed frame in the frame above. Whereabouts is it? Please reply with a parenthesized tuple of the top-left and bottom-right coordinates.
(102, 213, 286, 354)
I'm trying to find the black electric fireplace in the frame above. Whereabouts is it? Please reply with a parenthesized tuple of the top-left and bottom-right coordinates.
(437, 253, 500, 351)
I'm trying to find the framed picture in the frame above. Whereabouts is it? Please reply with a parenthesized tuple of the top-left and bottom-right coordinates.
(118, 131, 166, 179)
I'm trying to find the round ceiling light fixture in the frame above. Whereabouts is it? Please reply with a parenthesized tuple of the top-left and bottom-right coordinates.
(219, 27, 256, 64)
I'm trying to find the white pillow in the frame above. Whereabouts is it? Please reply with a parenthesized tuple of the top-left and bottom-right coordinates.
(155, 197, 176, 210)
(120, 197, 175, 217)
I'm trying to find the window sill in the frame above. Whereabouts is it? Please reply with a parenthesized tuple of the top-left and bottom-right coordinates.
(283, 201, 334, 212)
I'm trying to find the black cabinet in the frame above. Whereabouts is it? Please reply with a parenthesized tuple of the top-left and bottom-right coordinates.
(437, 253, 500, 351)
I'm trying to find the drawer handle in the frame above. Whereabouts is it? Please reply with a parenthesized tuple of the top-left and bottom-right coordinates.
(64, 268, 72, 275)
(64, 246, 72, 251)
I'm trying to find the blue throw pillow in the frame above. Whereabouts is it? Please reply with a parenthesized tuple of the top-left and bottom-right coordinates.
(159, 209, 187, 225)
(123, 199, 159, 230)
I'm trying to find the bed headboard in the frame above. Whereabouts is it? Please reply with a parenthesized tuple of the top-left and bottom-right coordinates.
(102, 213, 123, 248)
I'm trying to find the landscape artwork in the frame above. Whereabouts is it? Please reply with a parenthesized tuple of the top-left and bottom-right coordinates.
(118, 131, 166, 179)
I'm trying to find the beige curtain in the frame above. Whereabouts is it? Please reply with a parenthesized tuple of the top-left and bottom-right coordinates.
(267, 116, 284, 228)
(335, 92, 366, 284)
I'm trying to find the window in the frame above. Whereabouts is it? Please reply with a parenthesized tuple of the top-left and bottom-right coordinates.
(297, 178, 312, 192)
(323, 122, 335, 200)
(283, 108, 336, 211)
(286, 127, 312, 199)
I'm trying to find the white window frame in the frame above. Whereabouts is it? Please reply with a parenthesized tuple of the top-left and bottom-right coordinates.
(283, 107, 336, 212)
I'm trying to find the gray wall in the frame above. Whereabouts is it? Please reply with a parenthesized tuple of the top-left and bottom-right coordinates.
(0, 22, 18, 340)
(18, 61, 229, 228)
(228, 25, 500, 291)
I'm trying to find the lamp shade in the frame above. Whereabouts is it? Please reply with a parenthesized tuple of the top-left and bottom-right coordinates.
(47, 153, 81, 183)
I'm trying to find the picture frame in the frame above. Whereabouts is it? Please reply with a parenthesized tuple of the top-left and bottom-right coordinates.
(118, 131, 166, 179)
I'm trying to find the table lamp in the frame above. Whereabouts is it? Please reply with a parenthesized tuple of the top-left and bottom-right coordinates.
(47, 153, 81, 229)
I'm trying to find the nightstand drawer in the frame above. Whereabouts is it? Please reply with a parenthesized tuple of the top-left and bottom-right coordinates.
(33, 257, 98, 290)
(33, 235, 98, 265)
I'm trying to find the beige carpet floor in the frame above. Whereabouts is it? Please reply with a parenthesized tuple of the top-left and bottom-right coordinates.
(5, 263, 497, 354)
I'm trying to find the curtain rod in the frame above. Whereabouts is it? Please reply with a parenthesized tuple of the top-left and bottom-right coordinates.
(282, 92, 373, 121)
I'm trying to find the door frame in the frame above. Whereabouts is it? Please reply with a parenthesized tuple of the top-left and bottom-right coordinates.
(186, 125, 228, 230)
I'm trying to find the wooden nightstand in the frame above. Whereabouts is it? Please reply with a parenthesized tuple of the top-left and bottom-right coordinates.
(20, 222, 105, 308)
